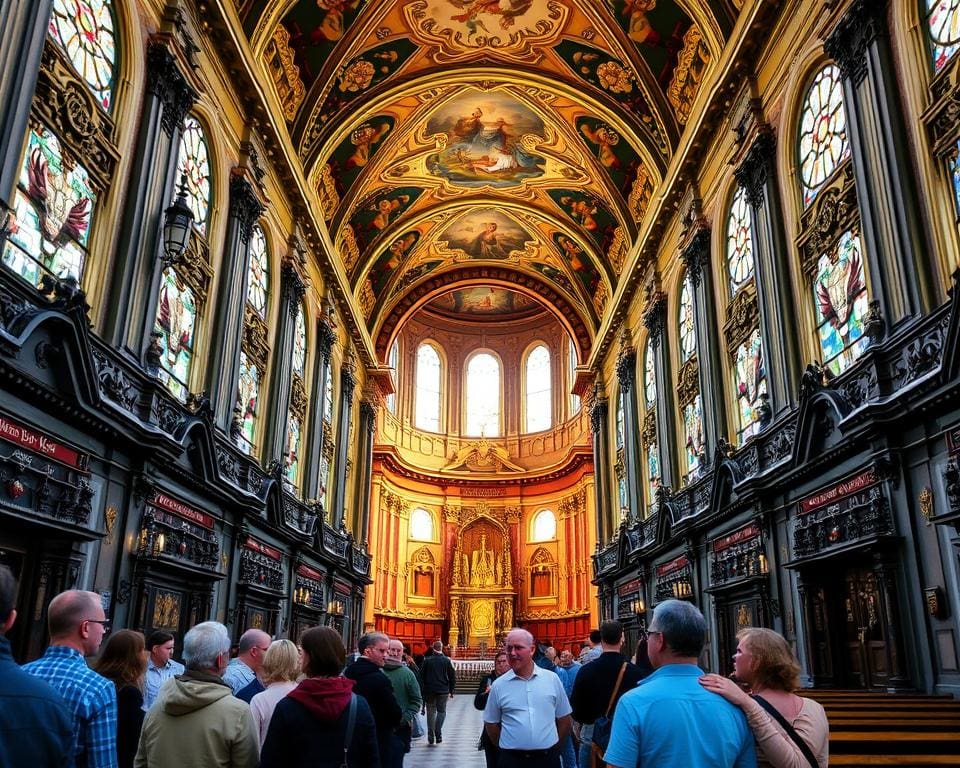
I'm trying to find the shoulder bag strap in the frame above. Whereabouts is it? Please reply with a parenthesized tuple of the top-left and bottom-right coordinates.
(605, 662, 628, 717)
(340, 694, 358, 768)
(751, 695, 819, 768)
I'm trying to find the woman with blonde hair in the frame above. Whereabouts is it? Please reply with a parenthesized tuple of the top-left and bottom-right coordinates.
(94, 629, 148, 768)
(700, 627, 829, 768)
(249, 639, 302, 748)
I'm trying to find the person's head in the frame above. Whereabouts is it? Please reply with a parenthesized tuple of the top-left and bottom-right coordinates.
(432, 640, 443, 653)
(300, 626, 345, 677)
(734, 628, 801, 692)
(260, 639, 301, 685)
(358, 631, 390, 668)
(544, 646, 557, 662)
(559, 650, 574, 667)
(183, 621, 230, 675)
(493, 650, 509, 676)
(505, 628, 535, 676)
(647, 600, 706, 667)
(47, 590, 108, 655)
(95, 629, 147, 690)
(0, 565, 17, 635)
(599, 620, 624, 649)
(386, 638, 405, 665)
(589, 629, 601, 646)
(146, 630, 176, 667)
(237, 628, 272, 672)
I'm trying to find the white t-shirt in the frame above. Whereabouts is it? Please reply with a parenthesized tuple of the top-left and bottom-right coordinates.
(483, 667, 572, 750)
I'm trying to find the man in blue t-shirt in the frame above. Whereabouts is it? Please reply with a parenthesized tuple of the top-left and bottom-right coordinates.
(603, 600, 756, 768)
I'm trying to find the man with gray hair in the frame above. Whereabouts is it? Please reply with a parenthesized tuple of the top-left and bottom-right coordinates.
(222, 627, 271, 695)
(603, 601, 755, 768)
(134, 621, 258, 768)
(345, 631, 402, 765)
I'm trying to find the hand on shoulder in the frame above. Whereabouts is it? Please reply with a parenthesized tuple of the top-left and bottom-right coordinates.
(698, 674, 751, 706)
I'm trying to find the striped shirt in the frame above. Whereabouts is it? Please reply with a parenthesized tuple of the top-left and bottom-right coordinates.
(24, 646, 118, 768)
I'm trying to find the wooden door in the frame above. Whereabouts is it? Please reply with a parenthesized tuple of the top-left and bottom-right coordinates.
(842, 569, 889, 689)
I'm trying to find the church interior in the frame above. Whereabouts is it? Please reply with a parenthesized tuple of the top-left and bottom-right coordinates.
(1, 0, 960, 698)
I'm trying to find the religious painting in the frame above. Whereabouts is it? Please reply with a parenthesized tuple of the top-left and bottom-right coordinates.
(529, 261, 576, 297)
(349, 186, 423, 254)
(425, 90, 546, 188)
(327, 116, 395, 198)
(576, 116, 642, 196)
(152, 590, 182, 630)
(683, 395, 705, 479)
(551, 232, 602, 299)
(365, 230, 420, 298)
(554, 40, 667, 155)
(548, 190, 616, 251)
(814, 229, 869, 375)
(438, 208, 531, 258)
(272, 2, 366, 90)
(429, 287, 535, 315)
(237, 350, 260, 453)
(154, 268, 197, 402)
(734, 328, 766, 444)
(606, 1, 698, 91)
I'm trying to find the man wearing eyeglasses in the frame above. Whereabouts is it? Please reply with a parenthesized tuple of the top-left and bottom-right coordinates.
(345, 631, 403, 767)
(24, 589, 118, 768)
(222, 628, 271, 695)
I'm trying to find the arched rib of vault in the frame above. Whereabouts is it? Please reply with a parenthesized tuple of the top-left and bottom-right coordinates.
(373, 267, 593, 364)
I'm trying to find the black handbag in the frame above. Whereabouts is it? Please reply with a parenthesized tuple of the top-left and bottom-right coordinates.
(751, 695, 819, 768)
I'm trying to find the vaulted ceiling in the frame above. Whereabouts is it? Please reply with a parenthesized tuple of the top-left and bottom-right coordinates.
(239, 0, 736, 362)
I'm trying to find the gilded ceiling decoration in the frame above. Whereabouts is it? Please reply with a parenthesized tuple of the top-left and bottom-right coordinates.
(241, 0, 732, 360)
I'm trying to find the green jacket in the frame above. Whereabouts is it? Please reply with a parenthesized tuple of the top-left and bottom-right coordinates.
(383, 663, 423, 723)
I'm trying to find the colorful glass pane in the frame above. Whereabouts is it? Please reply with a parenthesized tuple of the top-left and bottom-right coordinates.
(679, 275, 697, 361)
(646, 441, 660, 505)
(415, 343, 441, 432)
(323, 366, 334, 423)
(799, 65, 849, 207)
(617, 473, 628, 512)
(644, 343, 656, 407)
(318, 454, 331, 514)
(49, 0, 116, 110)
(734, 328, 767, 444)
(525, 345, 551, 432)
(726, 185, 755, 293)
(927, 0, 960, 73)
(951, 141, 960, 218)
(237, 350, 260, 453)
(683, 396, 704, 479)
(292, 305, 306, 376)
(176, 117, 211, 235)
(3, 127, 96, 287)
(154, 268, 196, 402)
(466, 352, 500, 436)
(247, 225, 268, 317)
(615, 390, 625, 449)
(814, 229, 869, 375)
(285, 414, 302, 486)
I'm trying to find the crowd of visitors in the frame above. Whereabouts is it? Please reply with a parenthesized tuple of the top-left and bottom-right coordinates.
(0, 561, 829, 768)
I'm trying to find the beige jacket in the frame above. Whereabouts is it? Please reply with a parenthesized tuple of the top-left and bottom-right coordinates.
(134, 670, 258, 768)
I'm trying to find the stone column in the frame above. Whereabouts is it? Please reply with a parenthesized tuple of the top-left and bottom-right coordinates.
(104, 41, 196, 352)
(643, 285, 679, 490)
(206, 172, 264, 431)
(735, 132, 802, 415)
(0, 0, 51, 213)
(304, 312, 336, 500)
(681, 227, 726, 457)
(330, 347, 357, 529)
(589, 386, 611, 544)
(825, 0, 932, 326)
(615, 330, 643, 521)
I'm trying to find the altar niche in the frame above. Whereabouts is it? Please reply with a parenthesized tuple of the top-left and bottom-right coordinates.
(449, 516, 514, 650)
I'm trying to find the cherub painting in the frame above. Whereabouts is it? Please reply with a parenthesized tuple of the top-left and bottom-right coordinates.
(327, 116, 394, 197)
(446, 0, 535, 35)
(367, 230, 420, 298)
(552, 232, 602, 298)
(349, 187, 422, 254)
(549, 190, 617, 249)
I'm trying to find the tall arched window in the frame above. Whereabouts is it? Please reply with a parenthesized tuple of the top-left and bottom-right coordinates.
(532, 509, 556, 541)
(615, 387, 628, 514)
(678, 274, 703, 479)
(236, 225, 270, 453)
(926, 0, 960, 73)
(176, 116, 212, 236)
(410, 508, 433, 541)
(386, 339, 399, 413)
(415, 343, 442, 432)
(285, 305, 307, 488)
(679, 276, 697, 362)
(466, 352, 501, 436)
(154, 268, 197, 401)
(642, 342, 660, 504)
(247, 226, 269, 318)
(726, 186, 755, 295)
(48, 0, 117, 111)
(525, 344, 552, 432)
(798, 64, 849, 208)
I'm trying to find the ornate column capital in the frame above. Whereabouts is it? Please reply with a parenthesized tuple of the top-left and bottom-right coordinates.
(589, 396, 608, 435)
(281, 263, 307, 316)
(680, 228, 711, 289)
(228, 172, 265, 243)
(615, 349, 637, 392)
(146, 40, 197, 138)
(735, 131, 777, 209)
(341, 345, 358, 401)
(824, 0, 888, 86)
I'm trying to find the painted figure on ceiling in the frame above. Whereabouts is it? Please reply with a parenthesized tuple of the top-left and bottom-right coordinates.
(371, 194, 410, 230)
(346, 122, 391, 171)
(470, 221, 508, 259)
(447, 0, 535, 32)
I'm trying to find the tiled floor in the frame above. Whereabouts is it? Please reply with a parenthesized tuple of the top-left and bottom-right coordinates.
(406, 694, 487, 767)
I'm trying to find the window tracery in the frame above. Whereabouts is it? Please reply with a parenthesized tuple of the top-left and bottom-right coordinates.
(798, 64, 849, 208)
(235, 225, 270, 454)
(466, 352, 500, 437)
(48, 0, 117, 111)
(525, 344, 551, 433)
(677, 273, 703, 481)
(679, 276, 697, 362)
(642, 342, 659, 505)
(726, 185, 754, 294)
(176, 116, 211, 236)
(926, 0, 960, 73)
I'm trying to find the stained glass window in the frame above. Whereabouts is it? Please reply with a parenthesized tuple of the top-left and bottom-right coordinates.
(318, 455, 331, 514)
(734, 328, 767, 444)
(683, 396, 705, 479)
(237, 350, 260, 453)
(927, 0, 960, 73)
(532, 509, 556, 541)
(814, 229, 869, 375)
(3, 127, 96, 287)
(799, 64, 849, 208)
(386, 339, 399, 413)
(618, 472, 628, 515)
(410, 508, 433, 541)
(726, 185, 755, 294)
(466, 352, 501, 436)
(679, 275, 697, 361)
(49, 0, 117, 111)
(154, 268, 196, 402)
(415, 343, 441, 432)
(292, 305, 306, 376)
(644, 342, 656, 408)
(176, 117, 211, 235)
(951, 141, 960, 218)
(615, 390, 625, 450)
(323, 365, 334, 423)
(285, 414, 302, 486)
(247, 225, 268, 317)
(569, 342, 580, 413)
(646, 443, 660, 504)
(525, 344, 552, 432)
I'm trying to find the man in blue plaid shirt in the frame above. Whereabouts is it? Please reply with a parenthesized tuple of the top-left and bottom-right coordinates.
(24, 590, 118, 768)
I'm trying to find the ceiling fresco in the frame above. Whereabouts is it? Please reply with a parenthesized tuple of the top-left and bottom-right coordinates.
(244, 0, 733, 359)
(425, 287, 545, 320)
